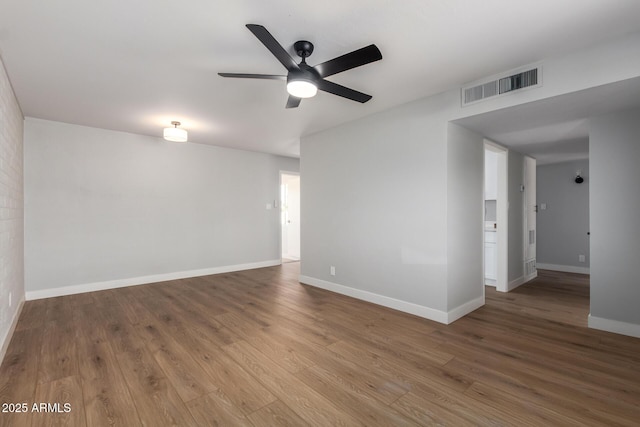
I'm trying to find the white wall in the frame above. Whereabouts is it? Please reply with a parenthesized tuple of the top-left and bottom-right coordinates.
(537, 159, 590, 273)
(589, 108, 640, 337)
(0, 55, 24, 362)
(24, 118, 298, 297)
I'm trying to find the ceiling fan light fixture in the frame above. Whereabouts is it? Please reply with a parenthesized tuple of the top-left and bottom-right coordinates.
(219, 24, 382, 108)
(163, 121, 188, 142)
(286, 79, 317, 98)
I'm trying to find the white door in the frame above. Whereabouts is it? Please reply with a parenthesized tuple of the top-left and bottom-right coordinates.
(280, 172, 300, 261)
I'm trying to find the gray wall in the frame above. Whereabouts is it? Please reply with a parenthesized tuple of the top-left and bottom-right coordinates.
(301, 95, 452, 312)
(24, 118, 299, 293)
(589, 108, 640, 326)
(0, 55, 24, 360)
(446, 123, 484, 310)
(537, 159, 590, 269)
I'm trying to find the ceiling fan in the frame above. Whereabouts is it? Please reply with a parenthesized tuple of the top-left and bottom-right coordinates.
(218, 24, 382, 108)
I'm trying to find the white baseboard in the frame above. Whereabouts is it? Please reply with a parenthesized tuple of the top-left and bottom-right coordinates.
(447, 296, 485, 324)
(588, 314, 640, 339)
(504, 276, 524, 292)
(524, 271, 538, 283)
(537, 263, 590, 275)
(282, 254, 300, 261)
(502, 271, 537, 293)
(25, 260, 281, 301)
(1, 296, 25, 366)
(299, 275, 484, 325)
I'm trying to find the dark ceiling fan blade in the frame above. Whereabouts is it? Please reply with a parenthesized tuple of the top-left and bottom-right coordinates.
(316, 79, 372, 103)
(313, 44, 382, 78)
(246, 24, 300, 72)
(218, 73, 286, 80)
(285, 96, 301, 109)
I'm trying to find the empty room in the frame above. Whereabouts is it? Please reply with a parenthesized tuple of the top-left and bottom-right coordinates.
(1, 1, 640, 425)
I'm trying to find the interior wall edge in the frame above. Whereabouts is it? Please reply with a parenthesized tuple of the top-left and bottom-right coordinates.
(446, 296, 485, 324)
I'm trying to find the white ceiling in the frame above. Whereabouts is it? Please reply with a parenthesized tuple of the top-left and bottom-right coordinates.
(2, 0, 640, 158)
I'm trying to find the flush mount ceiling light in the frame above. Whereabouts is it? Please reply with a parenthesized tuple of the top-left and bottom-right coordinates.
(163, 121, 188, 142)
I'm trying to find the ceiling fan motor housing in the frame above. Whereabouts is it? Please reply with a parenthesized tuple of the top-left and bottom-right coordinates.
(294, 40, 314, 59)
(288, 62, 320, 83)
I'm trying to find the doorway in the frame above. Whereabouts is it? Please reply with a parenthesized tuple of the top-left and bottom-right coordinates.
(484, 141, 508, 292)
(523, 155, 537, 281)
(280, 172, 300, 262)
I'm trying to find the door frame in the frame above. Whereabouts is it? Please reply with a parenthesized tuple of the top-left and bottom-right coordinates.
(279, 170, 300, 263)
(484, 140, 509, 292)
(523, 155, 538, 282)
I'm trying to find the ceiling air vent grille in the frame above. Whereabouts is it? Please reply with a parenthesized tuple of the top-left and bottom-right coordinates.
(462, 67, 540, 106)
(499, 68, 538, 94)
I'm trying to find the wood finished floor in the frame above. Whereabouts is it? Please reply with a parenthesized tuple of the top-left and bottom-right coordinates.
(1, 265, 640, 426)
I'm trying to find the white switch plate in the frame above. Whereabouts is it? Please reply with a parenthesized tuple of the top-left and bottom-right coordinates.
(8, 292, 12, 308)
(266, 203, 272, 210)
(540, 203, 547, 210)
(330, 266, 336, 276)
(578, 254, 585, 263)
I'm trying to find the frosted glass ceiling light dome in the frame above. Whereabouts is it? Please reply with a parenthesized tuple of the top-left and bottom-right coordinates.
(286, 79, 317, 98)
(163, 121, 188, 142)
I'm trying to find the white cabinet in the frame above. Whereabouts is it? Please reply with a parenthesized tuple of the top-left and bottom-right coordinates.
(484, 231, 497, 284)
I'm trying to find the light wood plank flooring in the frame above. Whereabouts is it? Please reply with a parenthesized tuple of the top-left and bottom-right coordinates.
(1, 265, 639, 426)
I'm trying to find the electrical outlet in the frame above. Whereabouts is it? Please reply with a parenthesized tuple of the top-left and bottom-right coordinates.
(578, 254, 585, 263)
(330, 266, 336, 276)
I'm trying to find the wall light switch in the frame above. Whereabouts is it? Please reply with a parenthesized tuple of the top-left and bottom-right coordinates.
(330, 266, 336, 276)
(540, 203, 547, 210)
(266, 203, 272, 210)
(578, 254, 585, 263)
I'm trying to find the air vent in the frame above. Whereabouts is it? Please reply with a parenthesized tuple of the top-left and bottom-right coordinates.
(499, 68, 538, 94)
(464, 81, 498, 104)
(462, 67, 540, 106)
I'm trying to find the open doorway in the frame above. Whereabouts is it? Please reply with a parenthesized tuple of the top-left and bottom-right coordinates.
(523, 155, 537, 282)
(484, 141, 508, 292)
(280, 172, 300, 263)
